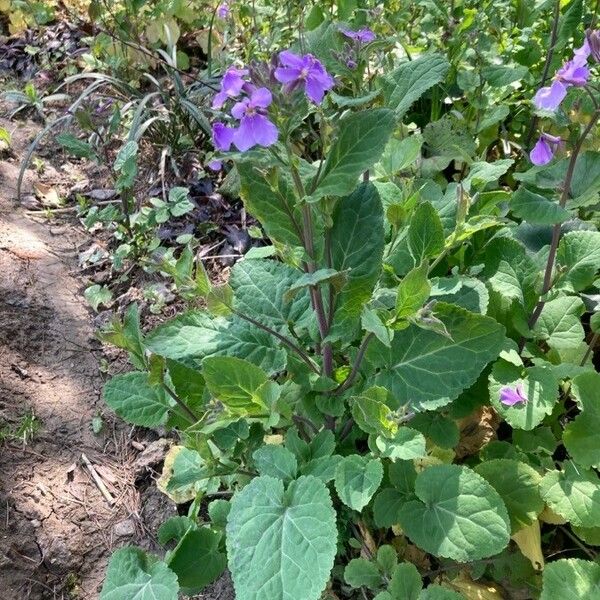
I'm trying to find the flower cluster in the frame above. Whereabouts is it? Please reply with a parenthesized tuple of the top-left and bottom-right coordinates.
(336, 27, 376, 69)
(217, 2, 230, 19)
(530, 30, 599, 165)
(210, 52, 334, 155)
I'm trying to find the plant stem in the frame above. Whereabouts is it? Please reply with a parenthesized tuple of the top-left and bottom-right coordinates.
(233, 309, 320, 374)
(526, 111, 600, 335)
(560, 526, 597, 560)
(162, 382, 200, 423)
(524, 0, 561, 148)
(334, 333, 374, 396)
(581, 332, 598, 367)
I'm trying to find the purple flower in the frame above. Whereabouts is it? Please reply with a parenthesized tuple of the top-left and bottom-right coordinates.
(217, 2, 230, 19)
(212, 122, 235, 151)
(274, 51, 334, 104)
(208, 159, 223, 171)
(556, 59, 590, 86)
(212, 67, 248, 109)
(534, 80, 567, 111)
(573, 38, 591, 65)
(230, 87, 278, 151)
(587, 29, 600, 63)
(530, 133, 562, 166)
(500, 384, 527, 406)
(340, 27, 376, 44)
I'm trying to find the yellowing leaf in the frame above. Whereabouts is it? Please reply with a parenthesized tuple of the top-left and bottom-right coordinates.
(442, 571, 504, 599)
(512, 520, 544, 571)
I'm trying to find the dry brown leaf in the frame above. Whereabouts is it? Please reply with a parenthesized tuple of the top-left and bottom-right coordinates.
(441, 571, 504, 600)
(455, 406, 500, 459)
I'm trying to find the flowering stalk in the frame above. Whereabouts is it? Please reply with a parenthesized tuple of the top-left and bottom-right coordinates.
(527, 109, 600, 333)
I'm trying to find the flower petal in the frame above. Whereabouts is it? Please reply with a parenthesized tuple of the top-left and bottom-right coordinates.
(530, 137, 554, 166)
(231, 99, 249, 120)
(211, 91, 229, 109)
(233, 114, 278, 151)
(274, 67, 301, 84)
(212, 122, 235, 151)
(278, 50, 305, 69)
(250, 87, 273, 109)
(533, 80, 567, 111)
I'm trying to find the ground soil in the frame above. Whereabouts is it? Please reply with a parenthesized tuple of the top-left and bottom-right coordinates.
(0, 120, 234, 599)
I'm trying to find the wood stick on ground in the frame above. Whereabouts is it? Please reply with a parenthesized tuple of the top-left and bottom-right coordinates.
(81, 453, 115, 506)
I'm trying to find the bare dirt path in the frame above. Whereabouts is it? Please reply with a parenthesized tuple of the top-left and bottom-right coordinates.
(0, 119, 143, 599)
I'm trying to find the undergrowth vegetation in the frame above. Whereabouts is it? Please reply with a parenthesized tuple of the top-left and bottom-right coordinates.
(3, 1, 600, 599)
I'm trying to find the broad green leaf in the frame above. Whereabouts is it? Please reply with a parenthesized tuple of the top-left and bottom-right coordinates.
(422, 115, 476, 172)
(310, 109, 395, 201)
(374, 427, 427, 460)
(351, 386, 398, 438)
(103, 372, 171, 427)
(475, 459, 544, 533)
(362, 307, 393, 347)
(382, 53, 450, 119)
(166, 527, 226, 594)
(533, 296, 585, 362)
(158, 516, 197, 545)
(388, 562, 422, 600)
(237, 160, 303, 248)
(100, 547, 179, 600)
(366, 303, 505, 411)
(84, 284, 112, 311)
(407, 202, 444, 263)
(373, 461, 417, 527)
(410, 412, 459, 449)
(563, 372, 600, 469)
(56, 132, 97, 159)
(145, 311, 286, 375)
(284, 268, 348, 302)
(231, 259, 312, 332)
(226, 476, 337, 600)
(398, 464, 511, 561)
(419, 586, 465, 599)
(301, 455, 342, 482)
(375, 135, 423, 179)
(396, 262, 431, 320)
(482, 64, 528, 87)
(208, 499, 230, 528)
(253, 445, 298, 481)
(377, 545, 398, 576)
(540, 559, 600, 600)
(202, 356, 268, 414)
(166, 359, 205, 408)
(540, 461, 600, 527)
(329, 183, 385, 340)
(511, 187, 570, 225)
(167, 187, 194, 217)
(159, 446, 212, 503)
(489, 361, 559, 430)
(430, 276, 489, 314)
(556, 231, 600, 292)
(334, 455, 384, 511)
(464, 160, 513, 192)
(344, 558, 382, 589)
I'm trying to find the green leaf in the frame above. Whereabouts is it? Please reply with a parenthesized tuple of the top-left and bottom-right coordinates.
(540, 461, 600, 527)
(160, 446, 211, 503)
(563, 372, 600, 469)
(362, 307, 393, 347)
(166, 527, 226, 594)
(374, 427, 427, 460)
(373, 461, 417, 527)
(407, 203, 444, 263)
(231, 259, 312, 332)
(202, 356, 268, 414)
(396, 262, 431, 320)
(351, 386, 398, 438)
(430, 276, 489, 314)
(366, 303, 505, 411)
(237, 161, 303, 248)
(84, 284, 112, 311)
(103, 372, 171, 427)
(482, 64, 529, 87)
(329, 183, 385, 340)
(540, 558, 600, 600)
(310, 109, 395, 201)
(344, 558, 382, 589)
(226, 476, 337, 600)
(375, 135, 423, 179)
(166, 359, 205, 408)
(556, 231, 600, 292)
(334, 455, 384, 511)
(474, 459, 544, 533)
(145, 311, 286, 375)
(253, 445, 298, 481)
(398, 464, 511, 561)
(168, 187, 195, 216)
(284, 268, 348, 302)
(100, 547, 179, 600)
(419, 586, 465, 599)
(410, 412, 459, 449)
(377, 545, 398, 576)
(382, 53, 450, 119)
(388, 562, 422, 600)
(158, 516, 197, 545)
(511, 187, 570, 225)
(56, 132, 97, 159)
(489, 361, 559, 430)
(464, 160, 513, 192)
